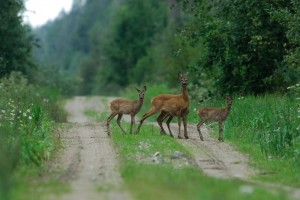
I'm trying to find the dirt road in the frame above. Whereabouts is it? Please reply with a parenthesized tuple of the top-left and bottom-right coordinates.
(54, 97, 132, 200)
(51, 96, 299, 200)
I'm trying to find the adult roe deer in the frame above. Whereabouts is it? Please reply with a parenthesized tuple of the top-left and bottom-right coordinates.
(196, 96, 234, 141)
(107, 86, 147, 135)
(135, 72, 190, 139)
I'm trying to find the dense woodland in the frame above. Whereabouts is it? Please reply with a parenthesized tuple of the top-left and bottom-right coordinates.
(28, 0, 299, 97)
(1, 0, 299, 97)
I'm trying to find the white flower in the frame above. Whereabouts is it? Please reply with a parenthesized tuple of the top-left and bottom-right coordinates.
(27, 109, 30, 113)
(23, 112, 27, 117)
(1, 110, 5, 113)
(28, 116, 32, 120)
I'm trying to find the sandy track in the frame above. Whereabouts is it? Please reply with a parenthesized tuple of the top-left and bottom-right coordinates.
(52, 97, 131, 200)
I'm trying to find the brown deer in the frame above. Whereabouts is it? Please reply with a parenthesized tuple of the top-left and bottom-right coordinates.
(196, 96, 234, 141)
(135, 72, 190, 139)
(107, 86, 147, 135)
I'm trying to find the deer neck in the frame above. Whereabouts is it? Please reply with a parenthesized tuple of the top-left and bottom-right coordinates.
(181, 85, 189, 102)
(135, 99, 144, 112)
(225, 103, 232, 116)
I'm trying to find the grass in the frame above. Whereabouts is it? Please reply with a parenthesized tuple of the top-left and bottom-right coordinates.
(102, 84, 300, 187)
(107, 120, 288, 200)
(0, 72, 67, 199)
(190, 94, 300, 187)
(86, 105, 288, 200)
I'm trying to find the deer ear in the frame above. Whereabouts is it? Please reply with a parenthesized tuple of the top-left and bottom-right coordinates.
(178, 72, 182, 79)
(143, 85, 147, 91)
(135, 87, 141, 93)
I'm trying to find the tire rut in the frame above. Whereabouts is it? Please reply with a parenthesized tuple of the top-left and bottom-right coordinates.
(50, 97, 132, 200)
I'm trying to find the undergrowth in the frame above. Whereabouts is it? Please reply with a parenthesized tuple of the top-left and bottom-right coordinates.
(0, 72, 66, 200)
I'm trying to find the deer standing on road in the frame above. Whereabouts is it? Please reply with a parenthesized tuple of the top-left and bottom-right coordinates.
(196, 96, 234, 141)
(107, 86, 147, 135)
(135, 72, 190, 139)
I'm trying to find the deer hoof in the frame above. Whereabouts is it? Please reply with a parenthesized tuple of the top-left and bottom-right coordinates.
(178, 136, 183, 139)
(218, 138, 224, 142)
(170, 134, 174, 138)
(184, 135, 189, 139)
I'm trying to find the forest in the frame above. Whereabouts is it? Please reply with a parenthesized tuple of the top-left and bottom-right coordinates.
(29, 0, 299, 97)
(0, 0, 299, 199)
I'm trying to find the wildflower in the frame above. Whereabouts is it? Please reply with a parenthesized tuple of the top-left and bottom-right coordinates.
(28, 116, 32, 120)
(23, 112, 27, 117)
(1, 110, 5, 113)
(27, 109, 30, 113)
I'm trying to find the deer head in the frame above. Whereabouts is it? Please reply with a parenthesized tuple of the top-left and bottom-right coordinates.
(135, 85, 147, 100)
(178, 72, 189, 87)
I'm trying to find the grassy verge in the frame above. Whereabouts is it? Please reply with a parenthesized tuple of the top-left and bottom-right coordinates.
(87, 108, 287, 200)
(190, 94, 300, 187)
(0, 72, 67, 200)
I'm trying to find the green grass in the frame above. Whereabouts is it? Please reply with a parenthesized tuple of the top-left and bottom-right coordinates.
(108, 122, 287, 200)
(85, 96, 291, 199)
(10, 166, 69, 200)
(0, 72, 67, 199)
(190, 94, 300, 187)
(116, 84, 300, 188)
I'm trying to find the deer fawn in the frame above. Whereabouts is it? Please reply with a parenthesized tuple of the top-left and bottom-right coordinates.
(107, 86, 147, 135)
(135, 72, 190, 139)
(196, 96, 234, 141)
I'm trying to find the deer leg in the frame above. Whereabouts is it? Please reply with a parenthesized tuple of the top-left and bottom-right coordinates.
(196, 120, 205, 141)
(157, 112, 167, 135)
(107, 113, 117, 126)
(106, 113, 117, 135)
(183, 115, 189, 139)
(116, 114, 126, 134)
(218, 121, 224, 142)
(177, 116, 183, 139)
(130, 115, 135, 134)
(135, 108, 159, 134)
(166, 115, 174, 137)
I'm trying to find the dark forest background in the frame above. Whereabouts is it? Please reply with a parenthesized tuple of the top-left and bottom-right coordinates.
(1, 0, 299, 98)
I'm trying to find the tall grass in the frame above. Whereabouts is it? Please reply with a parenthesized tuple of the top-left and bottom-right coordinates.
(0, 72, 66, 199)
(190, 91, 300, 186)
(226, 95, 299, 160)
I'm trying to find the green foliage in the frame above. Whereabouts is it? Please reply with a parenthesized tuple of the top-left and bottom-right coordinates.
(94, 0, 168, 93)
(0, 0, 34, 78)
(0, 72, 65, 199)
(177, 0, 299, 95)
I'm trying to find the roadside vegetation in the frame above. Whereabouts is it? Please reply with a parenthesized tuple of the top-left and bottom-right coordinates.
(0, 72, 67, 200)
(189, 89, 300, 187)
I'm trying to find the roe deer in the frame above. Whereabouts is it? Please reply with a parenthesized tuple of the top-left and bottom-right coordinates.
(196, 96, 234, 141)
(107, 86, 147, 135)
(135, 72, 190, 139)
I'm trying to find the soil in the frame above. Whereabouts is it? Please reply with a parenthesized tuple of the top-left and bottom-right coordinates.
(49, 96, 300, 200)
(52, 96, 132, 200)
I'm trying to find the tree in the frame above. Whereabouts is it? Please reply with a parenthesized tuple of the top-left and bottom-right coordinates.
(0, 0, 34, 77)
(177, 0, 297, 95)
